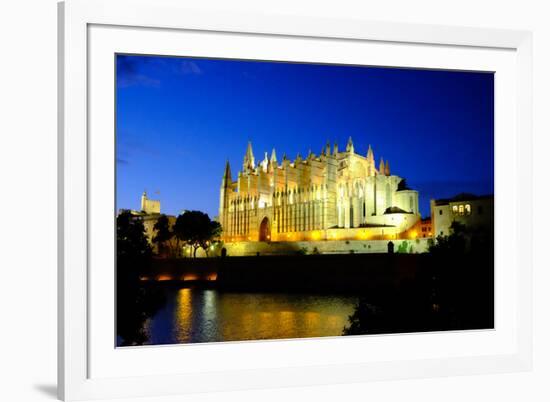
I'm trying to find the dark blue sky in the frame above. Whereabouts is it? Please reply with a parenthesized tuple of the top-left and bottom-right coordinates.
(116, 54, 493, 218)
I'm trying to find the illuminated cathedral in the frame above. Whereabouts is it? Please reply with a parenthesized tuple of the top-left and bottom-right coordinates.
(219, 138, 420, 243)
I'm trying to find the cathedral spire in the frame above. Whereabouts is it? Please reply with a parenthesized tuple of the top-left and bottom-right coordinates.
(243, 141, 255, 171)
(385, 160, 390, 176)
(367, 144, 374, 161)
(222, 160, 232, 185)
(346, 136, 354, 153)
(262, 152, 269, 171)
(379, 157, 385, 175)
(333, 142, 339, 156)
(223, 160, 232, 179)
(270, 148, 277, 164)
(326, 140, 331, 156)
(366, 145, 375, 176)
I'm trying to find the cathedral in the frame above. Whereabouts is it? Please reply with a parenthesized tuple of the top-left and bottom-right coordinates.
(219, 138, 420, 243)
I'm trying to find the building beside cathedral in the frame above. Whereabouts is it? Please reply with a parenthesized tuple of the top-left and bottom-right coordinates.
(140, 191, 161, 215)
(219, 138, 421, 245)
(119, 191, 177, 255)
(431, 193, 493, 238)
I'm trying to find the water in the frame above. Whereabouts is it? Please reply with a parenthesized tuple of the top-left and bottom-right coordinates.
(139, 288, 359, 345)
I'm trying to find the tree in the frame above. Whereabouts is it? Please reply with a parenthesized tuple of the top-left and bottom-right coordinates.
(116, 211, 160, 345)
(426, 221, 494, 331)
(117, 211, 152, 279)
(173, 210, 222, 258)
(397, 178, 411, 191)
(202, 220, 222, 257)
(428, 221, 467, 255)
(152, 214, 174, 257)
(396, 241, 411, 254)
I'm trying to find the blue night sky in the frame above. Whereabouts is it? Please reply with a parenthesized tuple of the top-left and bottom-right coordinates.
(116, 54, 494, 219)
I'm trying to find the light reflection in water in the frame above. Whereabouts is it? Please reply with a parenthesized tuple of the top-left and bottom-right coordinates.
(173, 288, 193, 342)
(144, 288, 358, 345)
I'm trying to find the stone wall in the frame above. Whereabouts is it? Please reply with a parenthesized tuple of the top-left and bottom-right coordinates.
(223, 238, 430, 257)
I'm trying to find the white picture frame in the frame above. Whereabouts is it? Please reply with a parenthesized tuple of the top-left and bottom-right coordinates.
(58, 0, 533, 400)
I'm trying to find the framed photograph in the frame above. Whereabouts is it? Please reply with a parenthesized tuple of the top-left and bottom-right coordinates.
(58, 0, 533, 400)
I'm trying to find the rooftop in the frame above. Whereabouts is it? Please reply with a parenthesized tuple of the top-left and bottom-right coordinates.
(433, 193, 494, 206)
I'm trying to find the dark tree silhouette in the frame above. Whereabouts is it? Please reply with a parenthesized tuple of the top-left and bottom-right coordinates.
(117, 211, 152, 280)
(202, 220, 222, 257)
(116, 211, 165, 346)
(426, 220, 494, 330)
(428, 221, 467, 255)
(344, 220, 494, 336)
(174, 210, 222, 258)
(397, 178, 411, 191)
(152, 214, 174, 257)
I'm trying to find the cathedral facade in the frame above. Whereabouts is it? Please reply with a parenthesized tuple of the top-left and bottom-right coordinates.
(219, 138, 420, 243)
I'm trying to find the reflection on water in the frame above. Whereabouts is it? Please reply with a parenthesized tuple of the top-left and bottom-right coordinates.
(141, 288, 358, 345)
